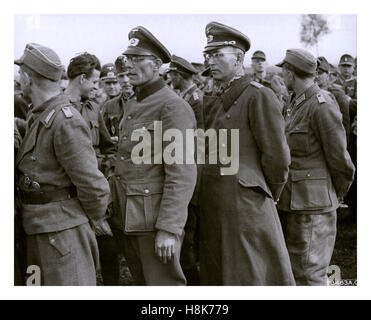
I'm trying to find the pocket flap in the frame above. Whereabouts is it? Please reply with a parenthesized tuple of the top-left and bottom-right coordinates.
(290, 124, 309, 134)
(133, 120, 155, 131)
(125, 182, 163, 196)
(291, 168, 327, 182)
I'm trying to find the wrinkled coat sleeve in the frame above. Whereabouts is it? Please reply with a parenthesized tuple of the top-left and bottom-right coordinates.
(311, 102, 355, 198)
(53, 113, 110, 221)
(248, 87, 291, 200)
(155, 101, 197, 236)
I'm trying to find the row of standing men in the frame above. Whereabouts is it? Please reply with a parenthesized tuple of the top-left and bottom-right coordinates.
(14, 21, 356, 286)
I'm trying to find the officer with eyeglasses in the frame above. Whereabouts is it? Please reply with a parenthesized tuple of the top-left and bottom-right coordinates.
(108, 26, 197, 285)
(199, 21, 295, 285)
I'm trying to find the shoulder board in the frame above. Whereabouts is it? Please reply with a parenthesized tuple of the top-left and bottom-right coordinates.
(62, 106, 74, 118)
(316, 93, 327, 104)
(192, 91, 199, 101)
(41, 104, 72, 128)
(250, 81, 264, 89)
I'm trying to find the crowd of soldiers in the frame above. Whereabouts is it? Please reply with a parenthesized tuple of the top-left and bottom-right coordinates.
(14, 21, 357, 286)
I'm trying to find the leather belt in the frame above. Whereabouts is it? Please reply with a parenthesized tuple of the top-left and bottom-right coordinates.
(19, 186, 77, 205)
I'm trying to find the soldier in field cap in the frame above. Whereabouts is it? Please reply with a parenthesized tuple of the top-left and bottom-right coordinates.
(101, 56, 135, 142)
(99, 63, 121, 100)
(14, 43, 110, 285)
(199, 21, 295, 285)
(276, 48, 355, 285)
(337, 54, 357, 101)
(168, 54, 204, 285)
(108, 27, 197, 285)
(316, 56, 351, 144)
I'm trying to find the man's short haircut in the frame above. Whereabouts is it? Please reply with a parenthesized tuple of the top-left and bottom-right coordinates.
(67, 53, 101, 80)
(283, 62, 314, 80)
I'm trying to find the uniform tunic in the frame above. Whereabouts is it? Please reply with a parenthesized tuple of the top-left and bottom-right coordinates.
(16, 93, 110, 285)
(109, 78, 197, 285)
(277, 84, 355, 285)
(200, 75, 295, 285)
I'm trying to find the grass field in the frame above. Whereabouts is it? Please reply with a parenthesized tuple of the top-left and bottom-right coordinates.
(329, 210, 357, 285)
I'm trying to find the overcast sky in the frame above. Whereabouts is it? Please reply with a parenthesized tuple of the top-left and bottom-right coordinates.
(14, 14, 356, 71)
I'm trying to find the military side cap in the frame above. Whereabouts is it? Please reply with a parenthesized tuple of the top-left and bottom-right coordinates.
(204, 21, 251, 53)
(339, 54, 354, 66)
(14, 43, 63, 81)
(252, 50, 266, 61)
(317, 56, 329, 73)
(100, 63, 118, 81)
(276, 48, 317, 75)
(168, 55, 198, 75)
(123, 26, 171, 63)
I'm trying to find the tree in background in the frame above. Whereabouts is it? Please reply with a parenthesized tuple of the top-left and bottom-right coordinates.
(300, 14, 331, 56)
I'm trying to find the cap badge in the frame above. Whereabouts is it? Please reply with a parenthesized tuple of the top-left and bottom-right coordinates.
(107, 66, 114, 71)
(107, 72, 115, 77)
(207, 35, 214, 43)
(344, 57, 348, 62)
(224, 40, 236, 45)
(130, 38, 140, 46)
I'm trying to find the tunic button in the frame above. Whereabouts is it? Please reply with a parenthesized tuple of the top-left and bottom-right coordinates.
(307, 173, 311, 177)
(120, 156, 125, 161)
(144, 189, 150, 194)
(30, 156, 36, 161)
(50, 238, 55, 244)
(221, 144, 226, 148)
(226, 114, 231, 119)
(127, 116, 132, 120)
(123, 136, 128, 140)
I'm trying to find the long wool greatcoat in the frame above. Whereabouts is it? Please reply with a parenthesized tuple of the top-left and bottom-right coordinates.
(199, 75, 295, 285)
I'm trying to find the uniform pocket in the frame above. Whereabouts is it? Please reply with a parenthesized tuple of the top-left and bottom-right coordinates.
(237, 176, 272, 199)
(125, 182, 163, 233)
(290, 169, 332, 211)
(48, 230, 71, 257)
(288, 124, 310, 156)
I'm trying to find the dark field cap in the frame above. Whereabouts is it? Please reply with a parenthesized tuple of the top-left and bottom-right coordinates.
(100, 63, 117, 82)
(339, 54, 354, 66)
(317, 56, 329, 73)
(276, 48, 317, 75)
(168, 55, 198, 75)
(204, 21, 251, 53)
(191, 62, 205, 73)
(252, 50, 266, 61)
(115, 56, 128, 74)
(123, 26, 171, 63)
(15, 43, 63, 81)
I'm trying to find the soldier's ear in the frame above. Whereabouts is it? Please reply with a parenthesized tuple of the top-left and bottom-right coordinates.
(152, 58, 162, 71)
(79, 74, 87, 85)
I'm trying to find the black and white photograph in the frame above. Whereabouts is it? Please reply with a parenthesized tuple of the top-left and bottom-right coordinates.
(3, 0, 369, 302)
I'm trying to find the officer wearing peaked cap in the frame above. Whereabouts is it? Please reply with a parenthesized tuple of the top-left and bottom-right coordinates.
(199, 22, 295, 285)
(276, 48, 355, 285)
(15, 43, 110, 285)
(108, 26, 197, 285)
